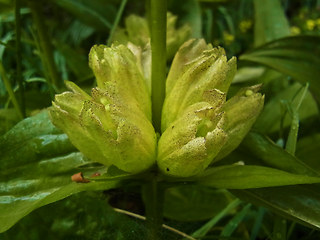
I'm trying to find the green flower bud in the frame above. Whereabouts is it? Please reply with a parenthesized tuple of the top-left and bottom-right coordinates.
(162, 39, 237, 132)
(158, 95, 228, 177)
(157, 39, 263, 177)
(113, 14, 150, 48)
(166, 12, 192, 59)
(126, 42, 151, 94)
(214, 85, 265, 161)
(50, 45, 157, 173)
(112, 12, 191, 60)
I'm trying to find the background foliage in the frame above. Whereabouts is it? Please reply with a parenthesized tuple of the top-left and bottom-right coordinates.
(1, 0, 320, 239)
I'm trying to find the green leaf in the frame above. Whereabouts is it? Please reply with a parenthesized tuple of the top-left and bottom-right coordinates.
(191, 199, 242, 238)
(254, 83, 318, 134)
(296, 134, 320, 174)
(240, 132, 318, 177)
(198, 165, 320, 189)
(231, 185, 320, 230)
(0, 108, 20, 135)
(0, 111, 121, 233)
(52, 0, 116, 31)
(253, 0, 290, 47)
(233, 67, 265, 84)
(1, 192, 148, 240)
(163, 185, 234, 221)
(168, 0, 202, 38)
(198, 0, 228, 2)
(272, 216, 287, 240)
(0, 1, 13, 15)
(220, 203, 251, 237)
(54, 41, 93, 81)
(240, 36, 320, 103)
(285, 83, 309, 155)
(250, 207, 266, 240)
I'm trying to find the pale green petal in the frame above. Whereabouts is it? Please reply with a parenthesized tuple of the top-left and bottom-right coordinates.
(49, 104, 106, 163)
(162, 40, 236, 131)
(214, 85, 265, 161)
(127, 42, 151, 94)
(158, 137, 207, 177)
(158, 101, 227, 177)
(64, 80, 92, 99)
(89, 44, 151, 120)
(53, 81, 91, 116)
(165, 39, 210, 95)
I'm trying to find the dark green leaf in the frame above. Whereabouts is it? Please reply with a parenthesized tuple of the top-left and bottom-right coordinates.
(253, 0, 290, 47)
(198, 0, 228, 2)
(1, 192, 148, 240)
(0, 111, 121, 233)
(163, 185, 234, 221)
(168, 0, 202, 38)
(52, 0, 116, 31)
(296, 134, 320, 173)
(233, 67, 265, 84)
(191, 199, 242, 238)
(54, 41, 93, 81)
(198, 165, 320, 189)
(0, 108, 20, 135)
(240, 36, 320, 103)
(254, 83, 318, 134)
(0, 1, 14, 15)
(220, 203, 251, 237)
(231, 185, 320, 230)
(272, 217, 287, 240)
(241, 132, 318, 176)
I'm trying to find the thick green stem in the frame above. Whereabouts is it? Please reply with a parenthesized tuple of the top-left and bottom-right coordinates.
(150, 0, 167, 133)
(15, 0, 26, 117)
(0, 61, 24, 120)
(143, 177, 164, 240)
(143, 1, 166, 238)
(28, 0, 61, 90)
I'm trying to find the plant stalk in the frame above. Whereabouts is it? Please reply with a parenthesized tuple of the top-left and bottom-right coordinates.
(0, 60, 24, 119)
(15, 0, 26, 117)
(150, 0, 167, 133)
(143, 177, 164, 240)
(28, 0, 61, 90)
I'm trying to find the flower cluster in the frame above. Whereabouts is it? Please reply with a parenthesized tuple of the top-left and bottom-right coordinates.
(50, 39, 264, 177)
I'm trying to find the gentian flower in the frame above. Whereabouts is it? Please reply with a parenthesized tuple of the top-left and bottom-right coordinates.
(50, 39, 264, 177)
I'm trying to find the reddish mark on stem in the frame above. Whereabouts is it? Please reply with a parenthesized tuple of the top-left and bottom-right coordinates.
(71, 172, 90, 183)
(90, 172, 101, 177)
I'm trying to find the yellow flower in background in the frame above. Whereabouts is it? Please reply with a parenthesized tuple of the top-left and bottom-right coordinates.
(316, 18, 320, 28)
(213, 39, 220, 47)
(306, 19, 316, 31)
(223, 32, 235, 45)
(239, 20, 252, 33)
(290, 26, 301, 35)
